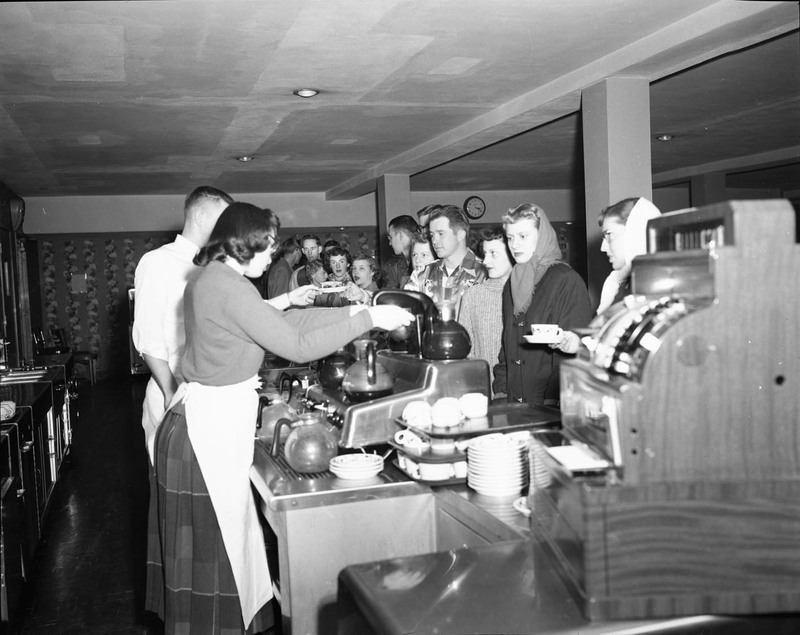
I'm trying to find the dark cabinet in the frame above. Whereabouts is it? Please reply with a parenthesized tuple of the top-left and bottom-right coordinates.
(2, 410, 39, 577)
(0, 427, 25, 623)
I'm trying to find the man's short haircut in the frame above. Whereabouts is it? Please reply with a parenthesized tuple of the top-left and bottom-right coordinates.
(429, 204, 469, 235)
(416, 204, 442, 219)
(388, 215, 420, 236)
(301, 234, 321, 247)
(275, 237, 301, 260)
(502, 203, 543, 229)
(184, 186, 233, 220)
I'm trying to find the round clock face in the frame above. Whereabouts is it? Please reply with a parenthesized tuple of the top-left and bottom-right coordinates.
(463, 196, 486, 220)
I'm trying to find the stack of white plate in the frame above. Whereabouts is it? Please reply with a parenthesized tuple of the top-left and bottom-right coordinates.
(329, 453, 384, 480)
(466, 432, 530, 497)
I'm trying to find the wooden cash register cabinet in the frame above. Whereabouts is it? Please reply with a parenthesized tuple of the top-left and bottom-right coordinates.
(532, 200, 800, 620)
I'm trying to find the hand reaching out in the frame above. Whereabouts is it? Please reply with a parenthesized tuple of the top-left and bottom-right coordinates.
(366, 305, 414, 331)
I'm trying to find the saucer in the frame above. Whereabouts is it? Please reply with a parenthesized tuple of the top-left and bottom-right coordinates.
(523, 334, 559, 344)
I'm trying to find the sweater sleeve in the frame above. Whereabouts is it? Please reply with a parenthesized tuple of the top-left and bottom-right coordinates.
(226, 282, 373, 362)
(458, 287, 477, 359)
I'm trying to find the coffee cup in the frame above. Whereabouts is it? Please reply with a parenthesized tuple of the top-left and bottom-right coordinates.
(530, 324, 563, 343)
(459, 392, 488, 419)
(430, 437, 456, 455)
(419, 462, 453, 481)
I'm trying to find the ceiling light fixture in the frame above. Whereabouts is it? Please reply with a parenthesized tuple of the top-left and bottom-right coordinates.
(654, 133, 674, 142)
(293, 88, 319, 98)
(237, 155, 254, 162)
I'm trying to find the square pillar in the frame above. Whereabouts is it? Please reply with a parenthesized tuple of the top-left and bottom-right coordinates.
(375, 174, 411, 264)
(582, 77, 653, 307)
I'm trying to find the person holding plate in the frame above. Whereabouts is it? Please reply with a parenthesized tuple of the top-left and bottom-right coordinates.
(493, 203, 592, 407)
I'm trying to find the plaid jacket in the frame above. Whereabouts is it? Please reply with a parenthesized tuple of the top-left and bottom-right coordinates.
(417, 248, 488, 316)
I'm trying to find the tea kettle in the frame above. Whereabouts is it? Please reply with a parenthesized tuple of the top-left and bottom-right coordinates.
(422, 300, 471, 360)
(270, 412, 339, 473)
(341, 338, 394, 402)
(316, 346, 355, 390)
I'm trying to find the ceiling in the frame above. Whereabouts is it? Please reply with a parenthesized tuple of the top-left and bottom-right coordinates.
(0, 0, 798, 201)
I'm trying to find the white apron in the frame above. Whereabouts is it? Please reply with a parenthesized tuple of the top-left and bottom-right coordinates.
(171, 376, 273, 628)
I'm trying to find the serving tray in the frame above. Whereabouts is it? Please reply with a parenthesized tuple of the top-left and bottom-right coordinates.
(395, 402, 560, 439)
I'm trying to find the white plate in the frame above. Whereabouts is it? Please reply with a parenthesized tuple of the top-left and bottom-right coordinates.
(469, 483, 525, 497)
(331, 466, 383, 480)
(523, 334, 559, 344)
(317, 283, 349, 294)
(330, 454, 383, 468)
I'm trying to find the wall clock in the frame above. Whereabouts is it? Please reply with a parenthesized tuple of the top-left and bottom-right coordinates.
(463, 195, 486, 220)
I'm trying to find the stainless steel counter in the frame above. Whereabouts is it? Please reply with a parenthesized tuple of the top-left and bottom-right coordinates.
(337, 487, 800, 635)
(250, 441, 526, 635)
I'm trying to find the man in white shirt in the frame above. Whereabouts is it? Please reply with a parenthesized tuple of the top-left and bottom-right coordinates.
(132, 185, 233, 461)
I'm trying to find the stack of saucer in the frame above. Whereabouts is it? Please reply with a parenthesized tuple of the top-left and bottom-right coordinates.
(329, 453, 384, 480)
(466, 432, 530, 497)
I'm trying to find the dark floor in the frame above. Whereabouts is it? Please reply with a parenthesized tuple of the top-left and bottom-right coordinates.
(8, 374, 166, 634)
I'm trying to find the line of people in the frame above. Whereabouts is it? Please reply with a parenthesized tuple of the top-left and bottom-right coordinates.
(132, 186, 659, 634)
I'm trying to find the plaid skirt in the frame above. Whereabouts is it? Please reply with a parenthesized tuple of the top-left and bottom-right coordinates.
(145, 407, 275, 635)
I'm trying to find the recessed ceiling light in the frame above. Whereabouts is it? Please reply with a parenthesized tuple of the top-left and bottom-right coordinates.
(654, 133, 674, 142)
(237, 155, 254, 162)
(293, 88, 319, 98)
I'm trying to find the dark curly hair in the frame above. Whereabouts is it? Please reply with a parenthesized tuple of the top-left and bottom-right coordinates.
(194, 202, 280, 266)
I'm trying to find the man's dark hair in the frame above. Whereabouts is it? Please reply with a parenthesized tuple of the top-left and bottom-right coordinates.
(429, 204, 469, 235)
(301, 234, 321, 247)
(275, 237, 300, 260)
(388, 215, 420, 236)
(184, 185, 233, 219)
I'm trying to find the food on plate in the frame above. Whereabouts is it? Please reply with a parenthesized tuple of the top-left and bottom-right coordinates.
(401, 400, 432, 430)
(319, 280, 347, 290)
(430, 397, 463, 428)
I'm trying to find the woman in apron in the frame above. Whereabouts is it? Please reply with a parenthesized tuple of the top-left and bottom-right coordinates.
(146, 202, 412, 634)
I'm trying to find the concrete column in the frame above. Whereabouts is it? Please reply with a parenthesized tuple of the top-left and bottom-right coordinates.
(375, 174, 410, 265)
(690, 172, 727, 207)
(582, 77, 653, 308)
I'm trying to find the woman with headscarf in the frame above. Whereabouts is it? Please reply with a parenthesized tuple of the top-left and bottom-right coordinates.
(596, 197, 662, 315)
(493, 203, 593, 406)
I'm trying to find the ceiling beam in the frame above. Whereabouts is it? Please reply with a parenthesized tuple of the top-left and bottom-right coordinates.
(653, 145, 800, 186)
(326, 1, 798, 200)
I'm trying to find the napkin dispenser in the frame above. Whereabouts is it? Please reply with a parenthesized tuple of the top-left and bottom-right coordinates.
(530, 200, 800, 621)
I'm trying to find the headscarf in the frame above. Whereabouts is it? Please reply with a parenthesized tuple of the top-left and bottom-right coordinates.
(510, 208, 563, 316)
(597, 197, 661, 315)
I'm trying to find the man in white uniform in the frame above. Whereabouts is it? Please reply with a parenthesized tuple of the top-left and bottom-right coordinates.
(132, 185, 233, 462)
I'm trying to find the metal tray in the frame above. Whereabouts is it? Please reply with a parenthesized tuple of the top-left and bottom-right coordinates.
(395, 402, 561, 439)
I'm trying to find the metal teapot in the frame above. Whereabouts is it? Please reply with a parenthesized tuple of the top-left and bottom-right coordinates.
(270, 412, 339, 473)
(422, 300, 471, 360)
(341, 338, 394, 402)
(316, 346, 355, 391)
